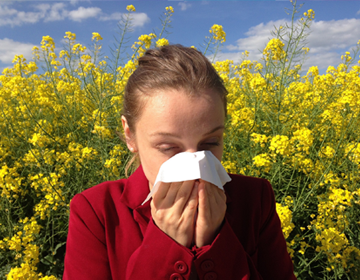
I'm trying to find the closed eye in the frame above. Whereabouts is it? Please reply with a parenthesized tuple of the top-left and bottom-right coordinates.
(157, 144, 178, 153)
(200, 142, 220, 148)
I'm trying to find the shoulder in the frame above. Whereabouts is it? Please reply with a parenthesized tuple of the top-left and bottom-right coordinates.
(69, 166, 149, 219)
(70, 178, 127, 208)
(69, 178, 128, 222)
(224, 174, 275, 225)
(80, 178, 127, 203)
(227, 173, 269, 185)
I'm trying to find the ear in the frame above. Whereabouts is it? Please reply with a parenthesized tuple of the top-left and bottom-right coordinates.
(121, 116, 137, 153)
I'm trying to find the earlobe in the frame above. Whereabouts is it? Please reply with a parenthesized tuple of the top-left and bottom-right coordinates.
(121, 116, 137, 153)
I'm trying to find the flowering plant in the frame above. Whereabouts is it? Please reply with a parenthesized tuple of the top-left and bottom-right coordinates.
(1, 2, 359, 279)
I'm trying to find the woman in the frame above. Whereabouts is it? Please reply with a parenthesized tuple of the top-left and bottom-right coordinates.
(63, 45, 296, 279)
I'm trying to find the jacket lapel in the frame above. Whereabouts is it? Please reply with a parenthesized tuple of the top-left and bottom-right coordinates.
(119, 166, 152, 236)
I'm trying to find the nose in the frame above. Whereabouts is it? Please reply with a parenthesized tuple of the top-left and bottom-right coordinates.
(184, 147, 198, 153)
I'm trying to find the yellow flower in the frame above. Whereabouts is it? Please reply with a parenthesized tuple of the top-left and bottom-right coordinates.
(252, 153, 272, 172)
(254, 63, 263, 71)
(302, 47, 310, 55)
(306, 9, 315, 19)
(263, 38, 286, 61)
(221, 160, 237, 174)
(64, 31, 76, 41)
(133, 33, 156, 50)
(156, 38, 169, 48)
(165, 6, 174, 13)
(276, 203, 295, 239)
(319, 146, 336, 159)
(269, 135, 291, 156)
(92, 32, 103, 41)
(72, 43, 87, 53)
(126, 5, 136, 12)
(209, 24, 226, 43)
(251, 133, 269, 148)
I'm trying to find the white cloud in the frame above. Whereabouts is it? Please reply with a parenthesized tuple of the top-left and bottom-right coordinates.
(70, 0, 79, 5)
(0, 3, 150, 26)
(43, 3, 68, 22)
(0, 38, 35, 64)
(302, 52, 341, 71)
(178, 2, 192, 11)
(68, 6, 101, 22)
(35, 3, 51, 14)
(99, 12, 123, 21)
(132, 13, 151, 27)
(210, 52, 244, 64)
(0, 5, 17, 17)
(308, 19, 360, 53)
(226, 19, 286, 54)
(223, 18, 360, 71)
(0, 4, 47, 26)
(99, 12, 149, 27)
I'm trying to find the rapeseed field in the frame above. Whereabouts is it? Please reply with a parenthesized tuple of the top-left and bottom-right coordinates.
(0, 3, 359, 279)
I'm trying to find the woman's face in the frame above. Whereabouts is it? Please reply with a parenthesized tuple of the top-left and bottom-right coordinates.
(122, 88, 225, 189)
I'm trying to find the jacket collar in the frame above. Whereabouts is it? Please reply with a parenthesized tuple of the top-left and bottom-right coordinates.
(119, 165, 150, 210)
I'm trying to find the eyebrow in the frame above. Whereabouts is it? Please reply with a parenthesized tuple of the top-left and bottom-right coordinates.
(149, 125, 225, 138)
(204, 125, 225, 136)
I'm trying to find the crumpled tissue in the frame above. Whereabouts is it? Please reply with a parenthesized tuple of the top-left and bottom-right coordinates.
(142, 150, 232, 205)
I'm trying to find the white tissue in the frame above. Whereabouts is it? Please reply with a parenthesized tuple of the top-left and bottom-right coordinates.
(141, 150, 231, 205)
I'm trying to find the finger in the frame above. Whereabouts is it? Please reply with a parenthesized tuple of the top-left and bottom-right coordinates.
(171, 180, 198, 216)
(201, 180, 226, 207)
(181, 180, 199, 214)
(174, 180, 196, 203)
(198, 180, 211, 217)
(214, 186, 227, 204)
(156, 180, 195, 209)
(152, 181, 172, 206)
(182, 181, 198, 241)
(207, 182, 223, 206)
(160, 181, 183, 208)
(205, 183, 227, 225)
(198, 181, 226, 220)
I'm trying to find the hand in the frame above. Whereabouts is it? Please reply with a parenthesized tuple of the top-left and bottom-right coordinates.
(150, 180, 199, 248)
(194, 180, 227, 248)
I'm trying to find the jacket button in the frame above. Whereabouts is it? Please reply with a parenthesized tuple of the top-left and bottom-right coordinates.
(204, 272, 218, 280)
(174, 260, 187, 274)
(170, 273, 183, 280)
(201, 260, 215, 272)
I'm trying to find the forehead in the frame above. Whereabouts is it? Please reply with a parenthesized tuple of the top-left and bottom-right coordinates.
(148, 87, 223, 109)
(135, 88, 225, 133)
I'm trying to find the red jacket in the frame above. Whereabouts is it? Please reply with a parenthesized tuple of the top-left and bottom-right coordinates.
(63, 166, 296, 280)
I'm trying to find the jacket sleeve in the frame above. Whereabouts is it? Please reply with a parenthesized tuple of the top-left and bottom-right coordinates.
(63, 194, 112, 280)
(190, 179, 296, 280)
(193, 218, 255, 280)
(126, 219, 196, 279)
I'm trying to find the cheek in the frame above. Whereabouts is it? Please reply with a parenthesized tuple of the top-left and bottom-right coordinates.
(213, 146, 224, 162)
(137, 148, 166, 189)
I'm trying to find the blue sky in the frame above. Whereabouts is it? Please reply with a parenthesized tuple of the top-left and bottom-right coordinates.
(1, 0, 360, 73)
